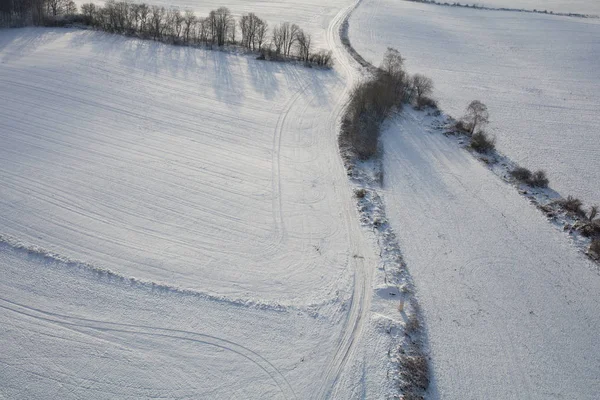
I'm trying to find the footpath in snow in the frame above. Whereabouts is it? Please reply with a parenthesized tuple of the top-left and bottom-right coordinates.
(382, 109, 600, 399)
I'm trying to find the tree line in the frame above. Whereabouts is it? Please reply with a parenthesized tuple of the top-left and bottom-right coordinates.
(0, 0, 333, 67)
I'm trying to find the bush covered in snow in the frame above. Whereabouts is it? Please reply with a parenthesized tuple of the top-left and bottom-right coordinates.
(470, 131, 495, 153)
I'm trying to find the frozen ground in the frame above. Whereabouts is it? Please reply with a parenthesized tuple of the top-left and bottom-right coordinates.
(0, 242, 329, 399)
(0, 28, 352, 305)
(0, 4, 407, 396)
(349, 0, 600, 205)
(381, 109, 600, 399)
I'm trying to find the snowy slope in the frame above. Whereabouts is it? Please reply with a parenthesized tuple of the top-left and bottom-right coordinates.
(0, 28, 354, 305)
(381, 109, 600, 399)
(0, 9, 404, 396)
(0, 242, 337, 399)
(349, 0, 600, 205)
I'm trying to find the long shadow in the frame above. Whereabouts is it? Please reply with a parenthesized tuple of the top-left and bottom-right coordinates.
(0, 27, 63, 63)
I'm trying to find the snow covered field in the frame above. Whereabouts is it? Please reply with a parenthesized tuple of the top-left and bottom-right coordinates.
(382, 110, 600, 399)
(3, 0, 600, 397)
(349, 0, 600, 205)
(0, 243, 324, 399)
(0, 18, 404, 397)
(0, 28, 353, 305)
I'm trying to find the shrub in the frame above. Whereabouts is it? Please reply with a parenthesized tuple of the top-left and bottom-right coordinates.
(405, 314, 420, 334)
(341, 48, 409, 159)
(510, 167, 532, 182)
(309, 50, 333, 68)
(454, 120, 471, 133)
(559, 195, 584, 216)
(416, 96, 438, 110)
(400, 354, 429, 392)
(580, 221, 600, 237)
(470, 131, 495, 153)
(354, 188, 367, 199)
(529, 170, 549, 188)
(587, 205, 598, 222)
(589, 239, 600, 259)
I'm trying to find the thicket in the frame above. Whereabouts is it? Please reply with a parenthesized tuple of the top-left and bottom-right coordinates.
(510, 167, 549, 188)
(340, 48, 438, 160)
(0, 0, 333, 67)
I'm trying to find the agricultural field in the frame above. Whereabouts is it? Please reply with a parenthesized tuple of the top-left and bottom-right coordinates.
(0, 19, 400, 398)
(381, 109, 600, 399)
(2, 0, 600, 398)
(349, 0, 600, 205)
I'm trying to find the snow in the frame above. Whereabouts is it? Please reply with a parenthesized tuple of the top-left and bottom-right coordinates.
(0, 242, 333, 399)
(3, 0, 600, 396)
(381, 109, 600, 399)
(0, 7, 402, 396)
(0, 28, 351, 305)
(349, 0, 600, 205)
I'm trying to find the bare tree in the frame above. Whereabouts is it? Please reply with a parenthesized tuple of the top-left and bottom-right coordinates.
(463, 100, 490, 134)
(170, 8, 184, 41)
(183, 9, 196, 44)
(255, 19, 268, 50)
(295, 29, 311, 62)
(411, 74, 434, 104)
(64, 0, 76, 14)
(138, 3, 149, 35)
(209, 7, 232, 46)
(272, 22, 300, 57)
(149, 5, 165, 40)
(198, 16, 209, 44)
(380, 47, 405, 77)
(379, 47, 410, 103)
(283, 23, 299, 57)
(272, 23, 284, 55)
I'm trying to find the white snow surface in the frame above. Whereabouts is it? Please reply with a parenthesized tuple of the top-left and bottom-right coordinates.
(0, 28, 351, 305)
(0, 7, 402, 397)
(382, 109, 600, 399)
(349, 0, 600, 205)
(0, 243, 326, 399)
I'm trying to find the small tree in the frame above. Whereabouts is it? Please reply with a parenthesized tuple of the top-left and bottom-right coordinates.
(470, 131, 495, 153)
(380, 47, 405, 77)
(588, 205, 598, 222)
(529, 170, 549, 188)
(463, 100, 489, 135)
(379, 47, 410, 104)
(412, 74, 433, 104)
(295, 29, 311, 62)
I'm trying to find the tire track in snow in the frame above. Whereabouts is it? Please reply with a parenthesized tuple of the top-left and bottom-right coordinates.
(315, 1, 375, 398)
(271, 77, 311, 241)
(0, 297, 297, 400)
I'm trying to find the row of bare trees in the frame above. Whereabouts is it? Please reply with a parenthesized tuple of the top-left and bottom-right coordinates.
(1, 0, 76, 25)
(1, 0, 333, 67)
